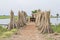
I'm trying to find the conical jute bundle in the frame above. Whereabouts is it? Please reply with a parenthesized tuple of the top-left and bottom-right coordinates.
(21, 11, 27, 25)
(35, 11, 53, 33)
(8, 10, 15, 30)
(17, 11, 26, 28)
(35, 10, 41, 27)
(17, 11, 23, 28)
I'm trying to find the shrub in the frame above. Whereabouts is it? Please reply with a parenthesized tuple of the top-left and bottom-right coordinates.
(0, 26, 17, 38)
(11, 29, 17, 33)
(3, 31, 13, 37)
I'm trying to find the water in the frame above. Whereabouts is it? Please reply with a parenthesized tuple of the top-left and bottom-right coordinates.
(0, 18, 60, 25)
(50, 18, 60, 25)
(0, 19, 10, 24)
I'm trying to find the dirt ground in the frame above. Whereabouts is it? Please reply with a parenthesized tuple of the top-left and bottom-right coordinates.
(1, 22, 60, 40)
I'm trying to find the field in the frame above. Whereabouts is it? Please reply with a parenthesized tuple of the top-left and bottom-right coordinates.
(51, 24, 60, 33)
(0, 15, 18, 19)
(0, 16, 10, 19)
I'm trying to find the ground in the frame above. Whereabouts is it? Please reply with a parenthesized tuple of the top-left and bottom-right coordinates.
(1, 22, 60, 40)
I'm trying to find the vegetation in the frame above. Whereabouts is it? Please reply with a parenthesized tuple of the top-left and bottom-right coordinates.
(0, 15, 60, 19)
(0, 15, 10, 19)
(0, 25, 17, 38)
(32, 10, 37, 13)
(56, 13, 59, 18)
(51, 24, 60, 33)
(0, 15, 17, 19)
(48, 15, 60, 18)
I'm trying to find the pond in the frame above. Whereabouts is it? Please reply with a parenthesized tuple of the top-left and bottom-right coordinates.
(0, 18, 60, 25)
(50, 18, 60, 25)
(0, 19, 10, 24)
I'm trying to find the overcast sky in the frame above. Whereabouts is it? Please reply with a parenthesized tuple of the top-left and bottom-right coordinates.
(0, 0, 60, 16)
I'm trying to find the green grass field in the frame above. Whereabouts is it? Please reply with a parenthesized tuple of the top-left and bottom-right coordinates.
(51, 24, 60, 33)
(0, 15, 18, 19)
(0, 25, 17, 38)
(0, 16, 10, 19)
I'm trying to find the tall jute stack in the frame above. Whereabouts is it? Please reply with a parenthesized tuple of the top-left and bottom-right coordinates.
(21, 11, 27, 25)
(8, 10, 15, 30)
(17, 11, 23, 28)
(35, 10, 53, 33)
(7, 10, 28, 30)
(17, 11, 27, 29)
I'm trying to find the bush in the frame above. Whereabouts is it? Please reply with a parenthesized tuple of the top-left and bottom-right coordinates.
(11, 29, 17, 33)
(0, 26, 7, 36)
(2, 31, 13, 37)
(0, 25, 17, 38)
(1, 29, 17, 38)
(0, 35, 7, 38)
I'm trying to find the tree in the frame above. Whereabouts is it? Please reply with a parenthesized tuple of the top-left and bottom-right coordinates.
(32, 9, 41, 13)
(56, 13, 59, 25)
(56, 13, 59, 18)
(32, 10, 37, 13)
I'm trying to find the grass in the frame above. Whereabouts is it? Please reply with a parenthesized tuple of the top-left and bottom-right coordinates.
(0, 15, 18, 19)
(1, 29, 17, 38)
(0, 15, 10, 19)
(51, 24, 60, 33)
(0, 25, 17, 38)
(47, 38, 54, 40)
(0, 15, 29, 19)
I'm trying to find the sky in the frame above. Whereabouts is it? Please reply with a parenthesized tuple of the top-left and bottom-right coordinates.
(0, 0, 60, 16)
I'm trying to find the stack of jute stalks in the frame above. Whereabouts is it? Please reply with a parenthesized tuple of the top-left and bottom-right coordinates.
(8, 10, 27, 30)
(35, 10, 53, 33)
